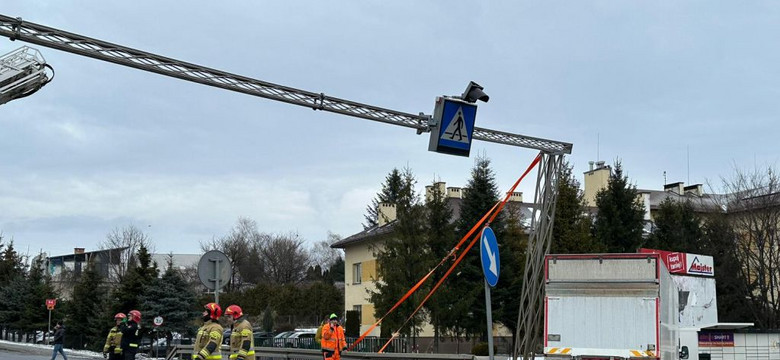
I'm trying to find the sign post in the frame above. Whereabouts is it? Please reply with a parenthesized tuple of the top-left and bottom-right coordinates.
(480, 227, 500, 360)
(46, 298, 56, 336)
(197, 250, 232, 303)
(153, 316, 164, 358)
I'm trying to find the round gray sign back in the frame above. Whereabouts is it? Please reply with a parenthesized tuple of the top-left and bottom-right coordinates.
(197, 250, 232, 290)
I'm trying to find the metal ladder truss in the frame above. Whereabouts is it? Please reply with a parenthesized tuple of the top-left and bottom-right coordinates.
(0, 15, 571, 154)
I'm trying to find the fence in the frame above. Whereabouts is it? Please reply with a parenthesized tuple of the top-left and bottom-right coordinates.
(254, 336, 409, 353)
(166, 345, 478, 360)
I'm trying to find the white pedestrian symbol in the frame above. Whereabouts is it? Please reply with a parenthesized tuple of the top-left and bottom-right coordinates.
(441, 107, 469, 144)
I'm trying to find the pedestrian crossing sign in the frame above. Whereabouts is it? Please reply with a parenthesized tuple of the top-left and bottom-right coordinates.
(428, 97, 477, 157)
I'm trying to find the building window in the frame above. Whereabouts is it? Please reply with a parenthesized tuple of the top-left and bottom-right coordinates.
(353, 305, 362, 324)
(352, 263, 362, 284)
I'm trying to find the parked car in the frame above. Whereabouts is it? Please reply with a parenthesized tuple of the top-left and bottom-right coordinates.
(271, 331, 295, 347)
(253, 331, 275, 347)
(35, 330, 53, 344)
(139, 332, 191, 354)
(284, 330, 317, 349)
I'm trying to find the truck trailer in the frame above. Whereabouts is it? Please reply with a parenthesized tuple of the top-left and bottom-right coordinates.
(544, 253, 679, 360)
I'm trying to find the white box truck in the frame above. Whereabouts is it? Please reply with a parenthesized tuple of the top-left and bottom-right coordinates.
(544, 254, 680, 360)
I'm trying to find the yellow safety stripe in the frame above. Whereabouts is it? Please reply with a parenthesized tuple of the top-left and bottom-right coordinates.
(129, 343, 138, 348)
(229, 350, 255, 358)
(546, 348, 572, 354)
(114, 348, 123, 354)
(629, 350, 655, 358)
(194, 356, 222, 360)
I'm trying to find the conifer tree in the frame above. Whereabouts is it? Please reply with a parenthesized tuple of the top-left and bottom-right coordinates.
(551, 162, 603, 253)
(700, 214, 755, 323)
(370, 168, 428, 339)
(593, 161, 645, 253)
(493, 204, 528, 349)
(422, 180, 455, 351)
(448, 156, 505, 339)
(644, 198, 702, 253)
(68, 260, 107, 350)
(109, 244, 159, 320)
(0, 238, 25, 286)
(24, 255, 58, 334)
(140, 256, 199, 343)
(363, 168, 406, 229)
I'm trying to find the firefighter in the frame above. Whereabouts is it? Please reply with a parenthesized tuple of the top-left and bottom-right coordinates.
(224, 305, 254, 360)
(103, 313, 125, 360)
(120, 310, 142, 360)
(194, 303, 224, 360)
(321, 313, 346, 360)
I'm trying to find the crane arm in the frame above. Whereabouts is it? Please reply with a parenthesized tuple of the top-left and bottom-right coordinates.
(0, 14, 571, 154)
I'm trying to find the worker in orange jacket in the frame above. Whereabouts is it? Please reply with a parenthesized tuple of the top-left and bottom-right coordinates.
(320, 313, 346, 360)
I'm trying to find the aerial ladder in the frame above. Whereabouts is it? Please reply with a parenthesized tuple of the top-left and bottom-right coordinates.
(0, 14, 568, 359)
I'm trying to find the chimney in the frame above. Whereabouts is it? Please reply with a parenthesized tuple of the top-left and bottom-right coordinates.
(684, 184, 703, 196)
(426, 182, 446, 202)
(509, 192, 523, 202)
(377, 203, 397, 227)
(583, 161, 611, 207)
(664, 182, 685, 195)
(589, 161, 595, 171)
(447, 187, 462, 199)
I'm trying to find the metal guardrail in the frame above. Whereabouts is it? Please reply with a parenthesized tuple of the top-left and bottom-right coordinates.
(166, 345, 476, 360)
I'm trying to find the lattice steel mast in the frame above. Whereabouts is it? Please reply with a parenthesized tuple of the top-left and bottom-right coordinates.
(0, 14, 570, 359)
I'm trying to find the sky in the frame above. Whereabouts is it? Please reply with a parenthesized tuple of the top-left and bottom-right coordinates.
(1, 2, 779, 258)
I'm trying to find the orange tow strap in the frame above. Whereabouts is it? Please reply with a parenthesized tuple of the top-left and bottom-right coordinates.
(347, 201, 500, 351)
(376, 153, 542, 353)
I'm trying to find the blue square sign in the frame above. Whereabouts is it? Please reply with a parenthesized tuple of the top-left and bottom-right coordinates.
(428, 97, 477, 157)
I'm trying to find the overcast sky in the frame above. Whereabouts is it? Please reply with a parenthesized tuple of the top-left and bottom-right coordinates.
(2, 2, 779, 258)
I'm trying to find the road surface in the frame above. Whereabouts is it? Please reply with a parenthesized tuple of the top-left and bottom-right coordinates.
(0, 340, 102, 359)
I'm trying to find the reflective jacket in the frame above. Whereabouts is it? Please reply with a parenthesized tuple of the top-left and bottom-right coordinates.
(228, 318, 255, 360)
(103, 325, 123, 354)
(194, 320, 223, 360)
(320, 324, 346, 353)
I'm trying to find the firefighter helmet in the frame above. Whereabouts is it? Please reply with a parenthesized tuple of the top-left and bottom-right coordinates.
(128, 310, 141, 323)
(204, 303, 222, 320)
(114, 313, 127, 320)
(225, 305, 243, 320)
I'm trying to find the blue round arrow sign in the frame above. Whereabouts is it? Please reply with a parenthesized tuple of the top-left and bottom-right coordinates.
(480, 226, 500, 287)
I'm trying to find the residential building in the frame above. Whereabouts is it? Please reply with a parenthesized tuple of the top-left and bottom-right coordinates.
(582, 160, 723, 229)
(45, 247, 200, 299)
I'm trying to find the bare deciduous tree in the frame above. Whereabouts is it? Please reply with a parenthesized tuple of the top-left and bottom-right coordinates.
(201, 217, 263, 290)
(310, 231, 344, 270)
(715, 165, 780, 328)
(259, 232, 311, 285)
(100, 225, 152, 283)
